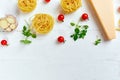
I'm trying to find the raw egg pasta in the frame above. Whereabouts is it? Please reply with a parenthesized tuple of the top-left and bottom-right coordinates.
(32, 14, 54, 34)
(60, 0, 81, 13)
(18, 0, 37, 12)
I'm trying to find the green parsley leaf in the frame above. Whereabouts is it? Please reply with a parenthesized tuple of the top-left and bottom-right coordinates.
(20, 40, 32, 44)
(76, 24, 81, 28)
(31, 34, 37, 38)
(79, 30, 87, 38)
(73, 34, 78, 41)
(70, 22, 89, 41)
(79, 33, 86, 39)
(22, 26, 27, 34)
(75, 28, 80, 34)
(23, 26, 27, 31)
(83, 25, 88, 29)
(25, 30, 31, 37)
(70, 34, 74, 38)
(20, 21, 37, 45)
(94, 39, 101, 45)
(70, 22, 75, 26)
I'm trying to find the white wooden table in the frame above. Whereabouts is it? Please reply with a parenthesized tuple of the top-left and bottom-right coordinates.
(0, 0, 120, 80)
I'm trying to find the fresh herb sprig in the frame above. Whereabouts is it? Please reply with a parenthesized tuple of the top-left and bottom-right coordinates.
(94, 38, 101, 46)
(70, 22, 89, 41)
(20, 22, 37, 44)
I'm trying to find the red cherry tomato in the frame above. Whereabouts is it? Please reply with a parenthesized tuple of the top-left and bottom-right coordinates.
(81, 13, 89, 20)
(1, 40, 8, 46)
(118, 7, 120, 13)
(57, 36, 65, 43)
(45, 0, 50, 3)
(58, 14, 64, 22)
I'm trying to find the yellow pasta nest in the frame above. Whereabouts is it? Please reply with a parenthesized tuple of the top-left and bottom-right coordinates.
(60, 0, 82, 13)
(32, 14, 54, 34)
(18, 0, 37, 12)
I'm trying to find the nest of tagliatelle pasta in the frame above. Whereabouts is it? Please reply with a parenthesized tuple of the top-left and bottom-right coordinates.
(31, 13, 54, 34)
(60, 0, 82, 13)
(18, 0, 37, 12)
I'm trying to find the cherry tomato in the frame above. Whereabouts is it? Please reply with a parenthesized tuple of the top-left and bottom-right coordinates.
(81, 13, 89, 20)
(1, 40, 8, 46)
(45, 0, 50, 3)
(58, 14, 64, 22)
(118, 7, 120, 13)
(57, 36, 65, 43)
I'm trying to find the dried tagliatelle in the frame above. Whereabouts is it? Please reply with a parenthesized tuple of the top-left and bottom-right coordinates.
(18, 0, 37, 12)
(31, 13, 54, 34)
(0, 15, 18, 32)
(60, 0, 82, 13)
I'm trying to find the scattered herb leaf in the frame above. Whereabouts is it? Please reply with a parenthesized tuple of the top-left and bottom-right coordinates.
(20, 39, 32, 44)
(20, 21, 37, 45)
(94, 39, 101, 46)
(75, 28, 80, 34)
(70, 22, 75, 26)
(31, 34, 37, 38)
(70, 22, 89, 41)
(73, 34, 78, 41)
